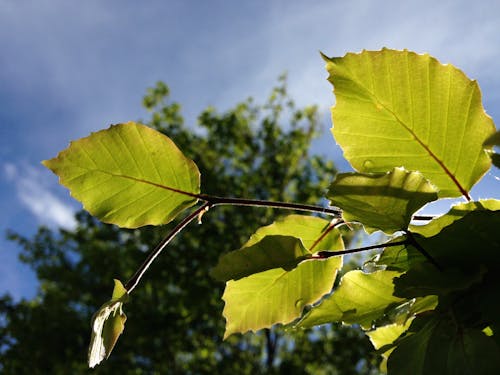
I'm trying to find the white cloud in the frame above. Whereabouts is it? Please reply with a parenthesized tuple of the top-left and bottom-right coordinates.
(3, 163, 77, 230)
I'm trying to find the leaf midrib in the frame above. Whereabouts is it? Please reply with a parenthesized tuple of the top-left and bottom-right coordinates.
(336, 59, 470, 199)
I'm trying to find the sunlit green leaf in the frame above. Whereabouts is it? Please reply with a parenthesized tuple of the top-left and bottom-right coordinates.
(211, 215, 342, 282)
(43, 122, 200, 228)
(297, 270, 404, 329)
(242, 214, 342, 250)
(325, 48, 496, 198)
(329, 167, 438, 234)
(211, 235, 310, 281)
(222, 258, 340, 338)
(221, 215, 343, 338)
(367, 320, 413, 373)
(88, 279, 128, 368)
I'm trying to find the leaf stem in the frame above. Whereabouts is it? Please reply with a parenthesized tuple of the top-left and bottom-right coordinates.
(197, 194, 342, 216)
(405, 231, 443, 272)
(124, 195, 436, 293)
(313, 240, 409, 258)
(125, 202, 211, 293)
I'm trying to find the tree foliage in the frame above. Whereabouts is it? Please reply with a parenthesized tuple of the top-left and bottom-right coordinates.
(0, 77, 378, 373)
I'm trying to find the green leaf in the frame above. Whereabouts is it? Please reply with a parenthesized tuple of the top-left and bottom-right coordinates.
(211, 215, 342, 282)
(43, 122, 200, 228)
(411, 209, 500, 269)
(88, 279, 128, 368)
(367, 320, 413, 373)
(391, 207, 500, 300)
(387, 315, 500, 375)
(211, 235, 310, 282)
(221, 215, 343, 338)
(297, 270, 404, 329)
(242, 214, 342, 250)
(222, 258, 340, 338)
(329, 167, 438, 234)
(393, 264, 485, 298)
(325, 48, 496, 198)
(409, 199, 500, 238)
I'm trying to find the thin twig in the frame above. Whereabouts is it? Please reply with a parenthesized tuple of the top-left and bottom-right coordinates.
(125, 202, 211, 293)
(197, 194, 342, 217)
(405, 231, 443, 271)
(309, 219, 344, 253)
(312, 240, 409, 258)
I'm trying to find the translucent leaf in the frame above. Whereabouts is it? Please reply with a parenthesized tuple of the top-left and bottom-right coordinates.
(297, 270, 404, 329)
(43, 122, 200, 228)
(325, 48, 496, 198)
(367, 320, 413, 373)
(88, 279, 128, 368)
(211, 235, 310, 282)
(242, 214, 342, 250)
(221, 215, 343, 338)
(222, 258, 340, 338)
(329, 167, 438, 234)
(211, 215, 342, 282)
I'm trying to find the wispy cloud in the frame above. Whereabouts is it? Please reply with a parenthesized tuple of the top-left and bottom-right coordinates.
(4, 163, 77, 230)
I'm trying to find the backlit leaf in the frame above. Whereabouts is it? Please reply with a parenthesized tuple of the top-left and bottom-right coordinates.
(221, 215, 343, 338)
(329, 167, 438, 234)
(43, 122, 200, 228)
(325, 48, 496, 198)
(222, 258, 340, 338)
(210, 235, 310, 282)
(211, 215, 342, 282)
(88, 279, 128, 368)
(297, 270, 404, 329)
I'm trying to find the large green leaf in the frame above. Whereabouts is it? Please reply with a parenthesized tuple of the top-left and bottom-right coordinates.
(211, 215, 342, 282)
(329, 167, 438, 234)
(325, 48, 496, 198)
(297, 270, 404, 329)
(43, 122, 200, 228)
(221, 215, 343, 338)
(88, 279, 128, 368)
(222, 258, 340, 338)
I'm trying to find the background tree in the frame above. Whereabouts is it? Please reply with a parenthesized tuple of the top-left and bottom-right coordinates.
(0, 77, 380, 374)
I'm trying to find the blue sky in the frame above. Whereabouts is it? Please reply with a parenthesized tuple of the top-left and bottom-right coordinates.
(1, 0, 499, 300)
